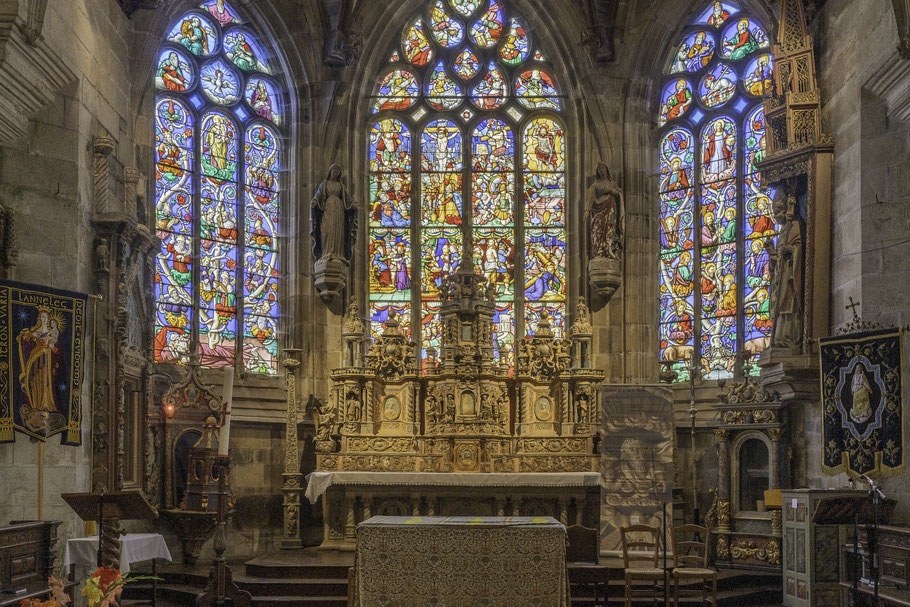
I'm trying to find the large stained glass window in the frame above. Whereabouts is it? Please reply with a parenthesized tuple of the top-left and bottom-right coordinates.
(369, 0, 565, 372)
(154, 2, 283, 374)
(657, 2, 776, 381)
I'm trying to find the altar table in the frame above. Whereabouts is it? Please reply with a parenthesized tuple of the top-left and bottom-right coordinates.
(304, 471, 601, 502)
(352, 515, 570, 607)
(63, 533, 172, 574)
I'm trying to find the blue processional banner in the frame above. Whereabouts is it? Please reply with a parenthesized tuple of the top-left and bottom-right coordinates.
(0, 279, 87, 444)
(819, 328, 903, 477)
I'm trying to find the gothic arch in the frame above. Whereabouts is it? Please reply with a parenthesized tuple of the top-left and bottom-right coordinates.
(145, 0, 305, 375)
(321, 0, 617, 347)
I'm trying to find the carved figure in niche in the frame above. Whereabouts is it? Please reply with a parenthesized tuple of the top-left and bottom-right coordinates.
(313, 398, 336, 441)
(768, 188, 804, 349)
(575, 391, 589, 423)
(445, 392, 456, 422)
(585, 163, 624, 259)
(426, 393, 440, 426)
(95, 240, 109, 273)
(311, 164, 358, 262)
(345, 391, 361, 422)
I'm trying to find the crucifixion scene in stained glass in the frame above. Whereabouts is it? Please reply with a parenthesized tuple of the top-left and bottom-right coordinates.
(368, 0, 566, 372)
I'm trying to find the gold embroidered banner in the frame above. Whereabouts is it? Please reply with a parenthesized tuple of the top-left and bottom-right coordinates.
(819, 328, 903, 477)
(0, 279, 86, 444)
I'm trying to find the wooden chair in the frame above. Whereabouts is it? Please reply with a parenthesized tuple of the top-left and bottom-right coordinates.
(566, 525, 610, 606)
(620, 524, 666, 607)
(671, 524, 717, 606)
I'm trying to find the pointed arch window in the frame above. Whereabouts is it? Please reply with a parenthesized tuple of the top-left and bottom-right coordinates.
(153, 1, 284, 374)
(657, 2, 776, 381)
(368, 0, 567, 372)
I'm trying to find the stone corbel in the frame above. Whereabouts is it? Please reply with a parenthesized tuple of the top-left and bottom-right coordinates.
(0, 0, 74, 143)
(580, 0, 617, 63)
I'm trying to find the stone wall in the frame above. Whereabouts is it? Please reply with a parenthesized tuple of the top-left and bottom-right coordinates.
(0, 0, 134, 551)
(814, 0, 910, 522)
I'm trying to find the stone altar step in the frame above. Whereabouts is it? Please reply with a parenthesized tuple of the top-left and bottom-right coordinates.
(127, 549, 780, 607)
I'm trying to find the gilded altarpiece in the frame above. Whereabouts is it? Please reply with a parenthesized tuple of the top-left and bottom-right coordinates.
(312, 267, 603, 547)
(707, 374, 786, 571)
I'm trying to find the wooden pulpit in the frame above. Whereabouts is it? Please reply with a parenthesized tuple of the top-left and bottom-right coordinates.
(61, 490, 157, 571)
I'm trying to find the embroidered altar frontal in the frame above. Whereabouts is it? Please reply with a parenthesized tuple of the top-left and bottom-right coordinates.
(819, 328, 903, 477)
(0, 279, 87, 444)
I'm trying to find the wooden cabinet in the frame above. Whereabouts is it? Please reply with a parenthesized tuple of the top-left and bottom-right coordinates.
(0, 520, 62, 606)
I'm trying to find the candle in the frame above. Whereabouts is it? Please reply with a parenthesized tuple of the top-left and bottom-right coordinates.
(218, 367, 234, 456)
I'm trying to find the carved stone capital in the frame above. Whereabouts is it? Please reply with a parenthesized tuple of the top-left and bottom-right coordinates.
(93, 136, 115, 160)
(713, 428, 730, 443)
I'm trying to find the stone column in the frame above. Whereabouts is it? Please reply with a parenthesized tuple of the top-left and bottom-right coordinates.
(124, 167, 141, 220)
(558, 496, 569, 526)
(713, 429, 732, 534)
(768, 428, 783, 537)
(281, 356, 302, 548)
(92, 137, 115, 215)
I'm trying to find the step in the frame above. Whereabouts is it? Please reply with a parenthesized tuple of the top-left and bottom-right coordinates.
(252, 596, 348, 607)
(236, 577, 349, 597)
(245, 563, 352, 580)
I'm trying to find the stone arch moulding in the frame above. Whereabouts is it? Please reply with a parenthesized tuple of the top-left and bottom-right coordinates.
(143, 0, 309, 379)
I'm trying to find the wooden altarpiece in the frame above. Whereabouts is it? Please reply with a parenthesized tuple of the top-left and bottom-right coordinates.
(311, 262, 604, 548)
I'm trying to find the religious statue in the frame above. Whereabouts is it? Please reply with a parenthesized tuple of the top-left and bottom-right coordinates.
(311, 164, 358, 263)
(312, 164, 358, 300)
(585, 163, 624, 259)
(586, 163, 624, 302)
(768, 189, 804, 350)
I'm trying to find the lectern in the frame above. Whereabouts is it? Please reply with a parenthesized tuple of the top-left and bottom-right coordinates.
(61, 490, 157, 570)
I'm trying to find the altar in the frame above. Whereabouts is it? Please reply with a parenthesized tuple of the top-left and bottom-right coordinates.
(306, 472, 601, 549)
(308, 263, 606, 549)
(351, 516, 570, 606)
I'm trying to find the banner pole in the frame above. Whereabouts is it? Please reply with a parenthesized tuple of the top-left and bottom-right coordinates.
(87, 294, 103, 488)
(37, 442, 43, 520)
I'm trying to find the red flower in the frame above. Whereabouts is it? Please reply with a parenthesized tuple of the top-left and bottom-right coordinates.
(177, 194, 186, 204)
(91, 567, 121, 593)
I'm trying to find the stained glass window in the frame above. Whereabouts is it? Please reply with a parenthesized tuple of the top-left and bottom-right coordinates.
(155, 2, 284, 375)
(658, 1, 775, 381)
(369, 0, 566, 371)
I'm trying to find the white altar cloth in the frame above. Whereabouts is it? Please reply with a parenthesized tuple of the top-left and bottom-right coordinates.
(63, 533, 172, 574)
(304, 471, 601, 503)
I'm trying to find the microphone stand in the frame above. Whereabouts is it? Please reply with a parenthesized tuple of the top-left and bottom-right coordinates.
(862, 474, 886, 607)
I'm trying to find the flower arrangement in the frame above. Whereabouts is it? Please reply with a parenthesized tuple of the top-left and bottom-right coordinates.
(20, 567, 160, 607)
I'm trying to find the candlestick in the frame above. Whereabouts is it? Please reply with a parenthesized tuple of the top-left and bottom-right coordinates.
(218, 367, 234, 456)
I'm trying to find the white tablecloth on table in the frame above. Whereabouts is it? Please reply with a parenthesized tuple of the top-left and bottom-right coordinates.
(304, 471, 602, 502)
(63, 533, 172, 574)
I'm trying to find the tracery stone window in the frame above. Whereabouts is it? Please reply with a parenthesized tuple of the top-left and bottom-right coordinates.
(657, 1, 777, 381)
(153, 1, 284, 375)
(367, 0, 567, 372)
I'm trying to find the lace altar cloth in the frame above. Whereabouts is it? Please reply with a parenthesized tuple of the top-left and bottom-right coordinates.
(352, 515, 569, 606)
